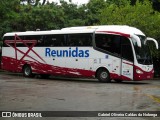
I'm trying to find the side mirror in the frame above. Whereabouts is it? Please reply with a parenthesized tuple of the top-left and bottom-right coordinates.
(145, 37, 158, 49)
(130, 34, 141, 47)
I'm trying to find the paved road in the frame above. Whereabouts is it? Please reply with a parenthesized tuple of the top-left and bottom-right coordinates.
(0, 72, 160, 120)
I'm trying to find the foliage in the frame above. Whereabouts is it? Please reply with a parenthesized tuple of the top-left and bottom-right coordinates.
(0, 0, 20, 39)
(19, 3, 65, 30)
(85, 0, 107, 25)
(59, 0, 86, 27)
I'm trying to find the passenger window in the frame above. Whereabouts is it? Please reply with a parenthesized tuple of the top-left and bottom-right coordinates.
(24, 35, 42, 47)
(68, 33, 92, 46)
(45, 35, 65, 47)
(95, 34, 121, 56)
(24, 35, 65, 47)
(3, 36, 15, 47)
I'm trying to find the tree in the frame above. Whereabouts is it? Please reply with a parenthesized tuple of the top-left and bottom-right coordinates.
(85, 0, 107, 25)
(0, 0, 21, 39)
(19, 2, 66, 30)
(59, 0, 87, 27)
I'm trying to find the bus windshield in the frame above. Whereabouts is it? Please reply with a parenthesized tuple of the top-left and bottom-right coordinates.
(133, 35, 152, 65)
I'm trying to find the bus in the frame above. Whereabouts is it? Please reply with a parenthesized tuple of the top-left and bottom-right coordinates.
(1, 25, 158, 82)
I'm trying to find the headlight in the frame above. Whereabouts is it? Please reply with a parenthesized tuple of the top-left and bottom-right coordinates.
(136, 69, 143, 74)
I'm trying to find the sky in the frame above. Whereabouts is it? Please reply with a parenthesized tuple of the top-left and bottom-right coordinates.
(49, 0, 89, 5)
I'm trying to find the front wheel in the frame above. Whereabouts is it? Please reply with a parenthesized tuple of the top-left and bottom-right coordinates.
(23, 65, 34, 77)
(97, 69, 111, 83)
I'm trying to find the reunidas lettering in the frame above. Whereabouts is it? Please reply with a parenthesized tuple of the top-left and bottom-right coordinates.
(45, 47, 89, 58)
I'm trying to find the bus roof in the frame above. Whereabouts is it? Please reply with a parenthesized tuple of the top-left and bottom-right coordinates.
(3, 29, 95, 37)
(3, 25, 145, 37)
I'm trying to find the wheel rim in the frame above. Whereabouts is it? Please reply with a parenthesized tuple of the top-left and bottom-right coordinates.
(100, 71, 108, 79)
(24, 67, 31, 76)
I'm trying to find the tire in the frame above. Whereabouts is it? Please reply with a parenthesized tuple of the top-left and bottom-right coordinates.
(97, 69, 111, 83)
(114, 79, 123, 83)
(23, 65, 33, 77)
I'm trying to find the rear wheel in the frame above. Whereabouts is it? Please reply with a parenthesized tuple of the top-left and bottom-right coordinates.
(23, 65, 34, 77)
(97, 69, 111, 83)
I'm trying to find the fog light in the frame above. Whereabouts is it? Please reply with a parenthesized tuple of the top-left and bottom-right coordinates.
(136, 69, 143, 74)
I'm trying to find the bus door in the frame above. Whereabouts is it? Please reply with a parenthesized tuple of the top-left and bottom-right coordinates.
(121, 59, 133, 80)
(121, 37, 134, 80)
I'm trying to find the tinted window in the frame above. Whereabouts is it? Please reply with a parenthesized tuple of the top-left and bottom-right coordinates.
(95, 34, 121, 56)
(24, 35, 41, 47)
(4, 35, 66, 47)
(3, 34, 92, 47)
(3, 36, 15, 47)
(121, 37, 133, 61)
(95, 34, 133, 61)
(68, 33, 92, 46)
(25, 35, 65, 47)
(4, 35, 42, 47)
(44, 35, 65, 47)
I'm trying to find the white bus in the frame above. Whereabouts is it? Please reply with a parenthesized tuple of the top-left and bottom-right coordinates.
(1, 25, 158, 82)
